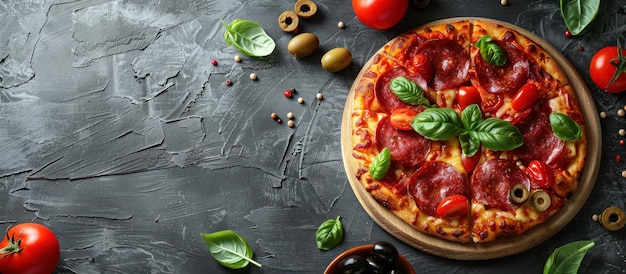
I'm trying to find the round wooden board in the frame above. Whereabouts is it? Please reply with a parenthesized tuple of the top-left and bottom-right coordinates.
(340, 17, 601, 260)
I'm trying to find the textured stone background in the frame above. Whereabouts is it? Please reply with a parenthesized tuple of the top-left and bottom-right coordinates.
(0, 0, 624, 273)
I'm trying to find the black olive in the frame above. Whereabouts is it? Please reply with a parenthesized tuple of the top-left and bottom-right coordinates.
(388, 268, 405, 274)
(371, 241, 399, 267)
(365, 256, 388, 274)
(337, 255, 368, 274)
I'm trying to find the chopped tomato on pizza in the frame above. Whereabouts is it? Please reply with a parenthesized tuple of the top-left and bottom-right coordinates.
(348, 19, 587, 243)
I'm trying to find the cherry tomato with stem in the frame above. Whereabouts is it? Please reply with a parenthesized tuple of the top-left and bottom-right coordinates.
(389, 108, 418, 130)
(436, 195, 469, 218)
(0, 223, 60, 274)
(525, 160, 554, 189)
(590, 40, 626, 93)
(352, 0, 409, 30)
(456, 86, 481, 110)
(511, 81, 539, 112)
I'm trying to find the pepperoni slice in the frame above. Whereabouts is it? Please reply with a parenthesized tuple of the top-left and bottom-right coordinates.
(512, 101, 565, 170)
(473, 40, 529, 94)
(416, 38, 470, 91)
(374, 67, 429, 114)
(407, 161, 468, 216)
(376, 116, 431, 167)
(471, 158, 531, 211)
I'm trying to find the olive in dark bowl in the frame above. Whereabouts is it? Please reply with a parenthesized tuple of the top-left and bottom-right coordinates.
(324, 243, 415, 274)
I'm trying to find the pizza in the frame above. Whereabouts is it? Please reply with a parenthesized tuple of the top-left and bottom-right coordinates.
(347, 18, 587, 243)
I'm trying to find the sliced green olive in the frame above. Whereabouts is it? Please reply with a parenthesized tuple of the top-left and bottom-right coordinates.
(287, 33, 319, 58)
(294, 0, 317, 19)
(600, 206, 626, 231)
(411, 0, 431, 8)
(509, 183, 529, 204)
(321, 48, 352, 72)
(530, 190, 551, 212)
(278, 10, 299, 33)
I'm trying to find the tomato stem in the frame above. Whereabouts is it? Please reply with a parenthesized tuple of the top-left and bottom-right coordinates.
(0, 232, 23, 259)
(606, 38, 626, 89)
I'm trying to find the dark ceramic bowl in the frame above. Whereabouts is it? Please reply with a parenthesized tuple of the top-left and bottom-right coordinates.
(324, 244, 416, 274)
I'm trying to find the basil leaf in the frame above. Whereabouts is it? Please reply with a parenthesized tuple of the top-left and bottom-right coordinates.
(411, 108, 464, 141)
(221, 19, 275, 57)
(549, 113, 582, 141)
(474, 36, 507, 66)
(543, 240, 594, 274)
(560, 0, 600, 36)
(461, 104, 483, 131)
(201, 230, 262, 269)
(315, 216, 344, 250)
(473, 118, 523, 151)
(369, 147, 391, 180)
(459, 132, 480, 157)
(390, 76, 430, 106)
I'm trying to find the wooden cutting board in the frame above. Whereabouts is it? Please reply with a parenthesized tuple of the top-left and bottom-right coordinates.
(340, 17, 601, 260)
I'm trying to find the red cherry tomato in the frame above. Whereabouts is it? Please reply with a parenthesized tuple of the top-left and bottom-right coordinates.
(352, 0, 409, 30)
(590, 45, 626, 93)
(525, 160, 554, 188)
(0, 223, 60, 274)
(457, 86, 481, 110)
(511, 81, 539, 112)
(410, 53, 434, 82)
(436, 195, 469, 218)
(480, 92, 503, 113)
(389, 108, 418, 130)
(461, 151, 481, 174)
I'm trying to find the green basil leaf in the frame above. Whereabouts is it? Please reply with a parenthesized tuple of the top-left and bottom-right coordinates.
(472, 118, 523, 151)
(543, 240, 594, 274)
(459, 132, 480, 157)
(369, 147, 391, 180)
(474, 36, 507, 66)
(315, 216, 344, 250)
(201, 230, 262, 269)
(560, 0, 600, 36)
(411, 108, 463, 141)
(549, 113, 582, 141)
(221, 19, 275, 57)
(461, 104, 483, 131)
(390, 76, 430, 106)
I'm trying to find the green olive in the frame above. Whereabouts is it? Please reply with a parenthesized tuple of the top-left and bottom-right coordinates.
(530, 190, 551, 212)
(287, 33, 319, 58)
(600, 206, 626, 231)
(321, 48, 352, 72)
(278, 10, 299, 33)
(294, 0, 317, 19)
(508, 183, 529, 204)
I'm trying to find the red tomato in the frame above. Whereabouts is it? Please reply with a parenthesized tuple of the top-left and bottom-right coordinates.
(436, 195, 469, 218)
(410, 53, 434, 82)
(456, 86, 481, 110)
(389, 108, 418, 130)
(589, 45, 626, 93)
(0, 223, 60, 274)
(525, 160, 554, 189)
(352, 0, 408, 30)
(511, 81, 539, 112)
(461, 151, 481, 174)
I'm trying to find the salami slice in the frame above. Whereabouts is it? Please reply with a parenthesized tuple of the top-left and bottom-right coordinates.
(416, 38, 470, 91)
(512, 101, 565, 169)
(407, 161, 467, 216)
(374, 66, 429, 114)
(376, 116, 431, 167)
(473, 40, 529, 94)
(471, 158, 531, 211)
